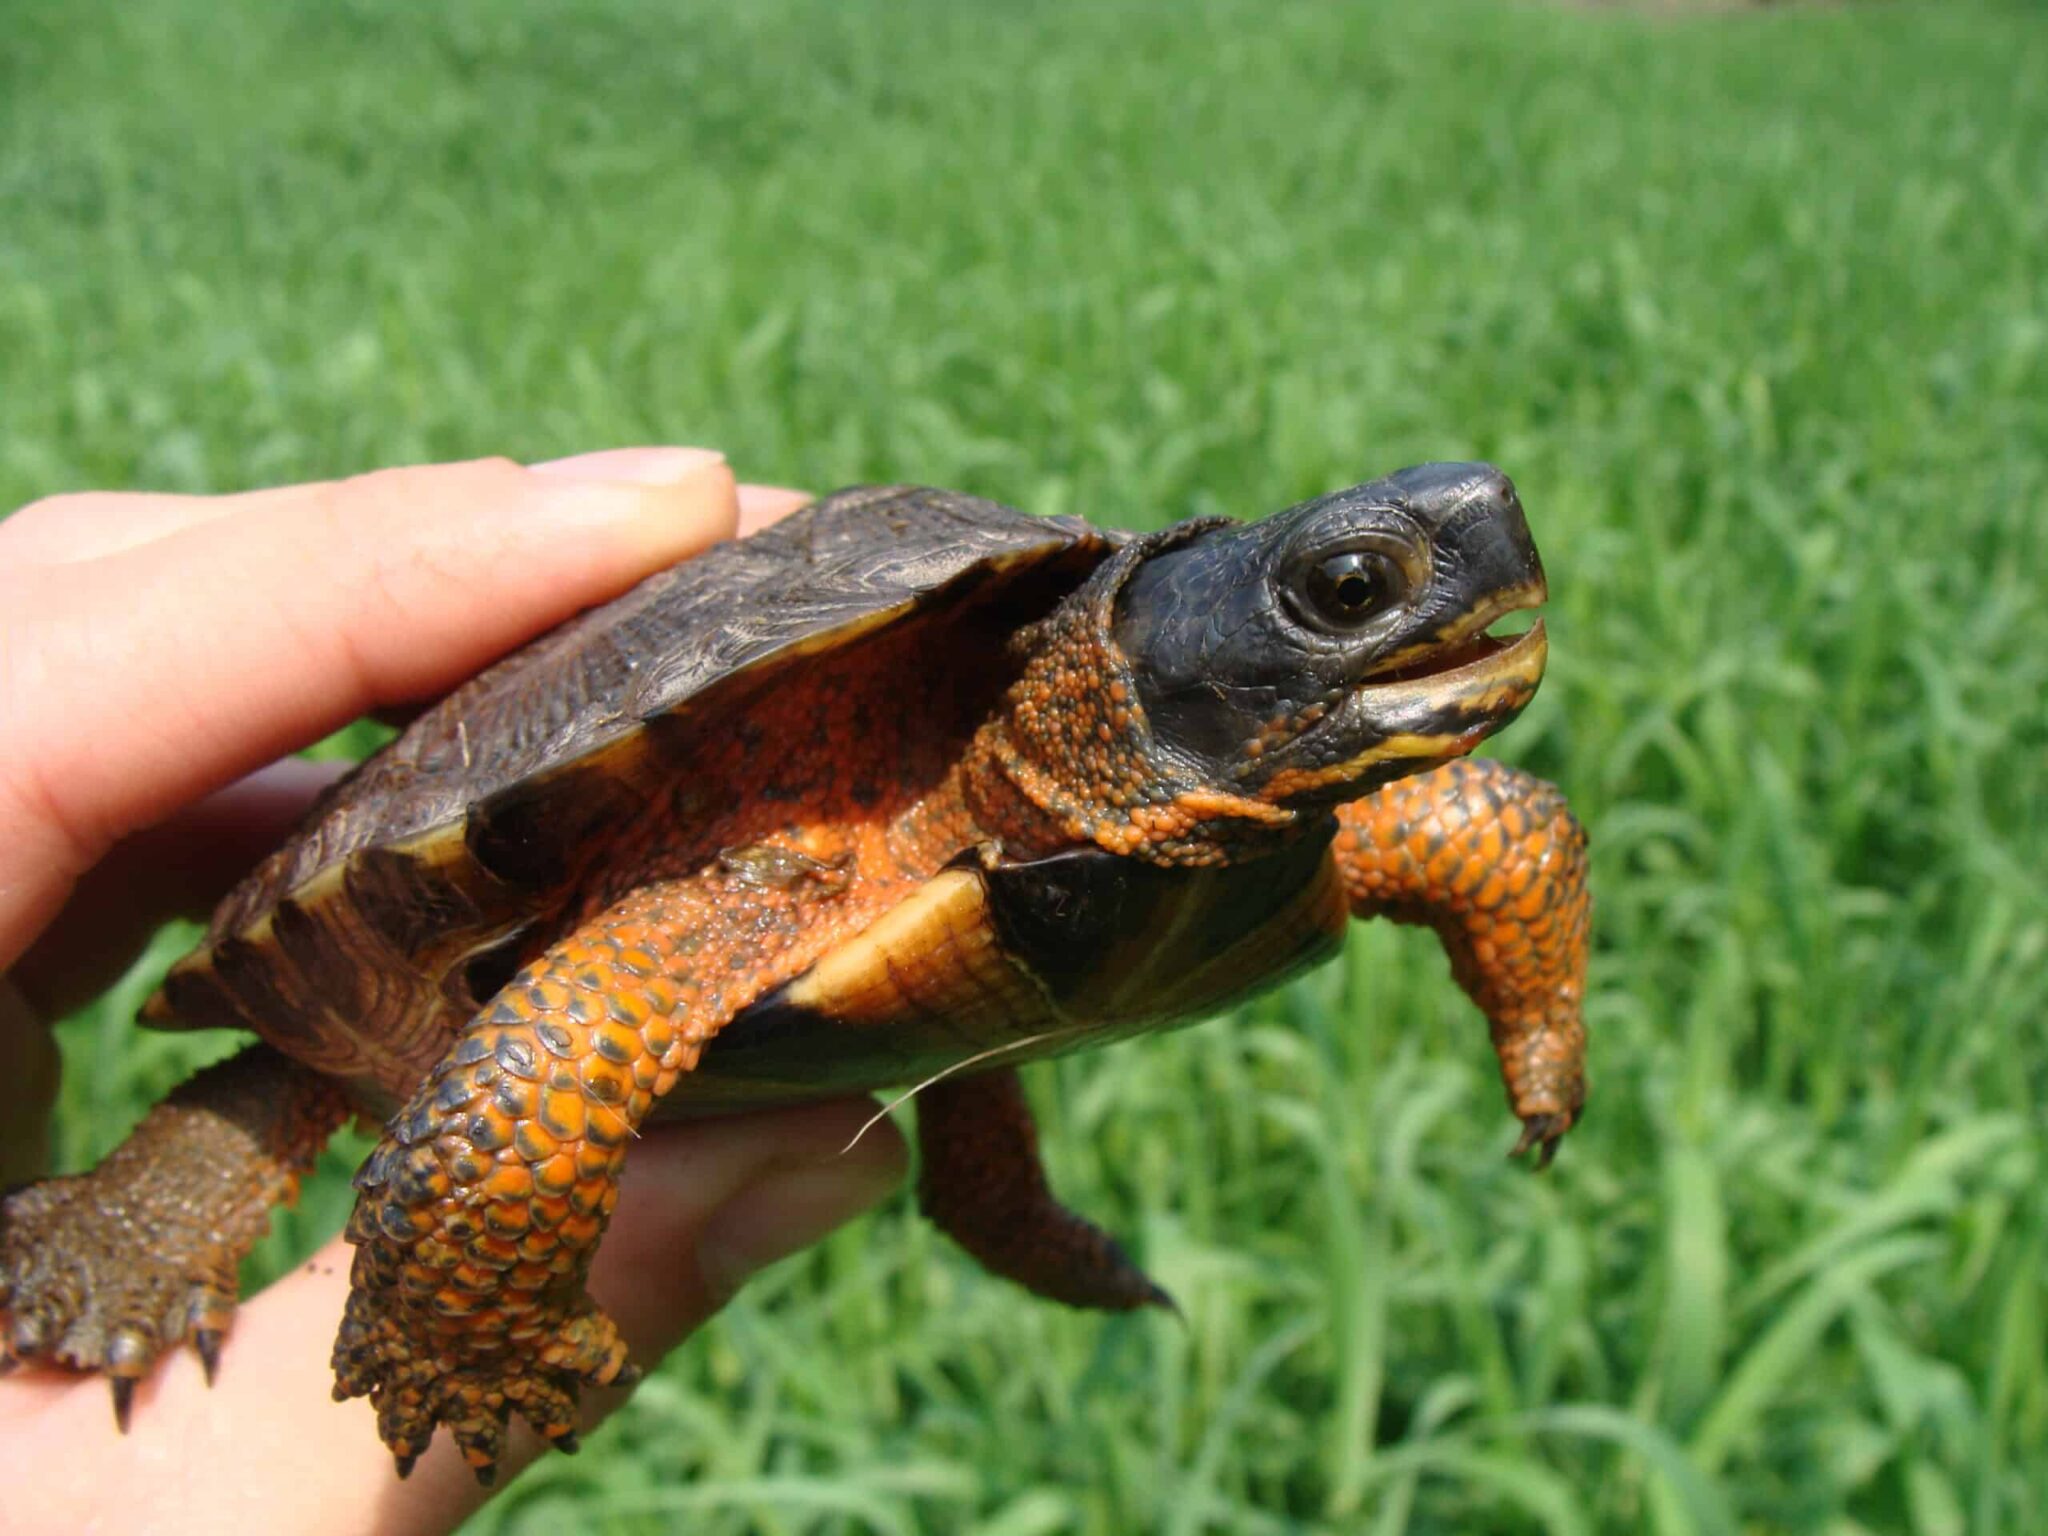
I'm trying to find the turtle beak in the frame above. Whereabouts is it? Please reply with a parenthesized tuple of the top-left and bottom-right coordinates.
(1352, 614, 1548, 744)
(1247, 614, 1547, 804)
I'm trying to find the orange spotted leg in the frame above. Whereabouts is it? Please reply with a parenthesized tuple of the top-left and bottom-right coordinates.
(1333, 757, 1591, 1164)
(917, 1066, 1173, 1313)
(0, 1044, 347, 1424)
(332, 872, 853, 1483)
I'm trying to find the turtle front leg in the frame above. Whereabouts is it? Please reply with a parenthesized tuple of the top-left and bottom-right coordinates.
(0, 1044, 347, 1423)
(331, 874, 836, 1483)
(917, 1066, 1173, 1312)
(1333, 758, 1591, 1164)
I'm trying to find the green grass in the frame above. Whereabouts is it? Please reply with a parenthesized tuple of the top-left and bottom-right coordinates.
(6, 0, 2047, 1530)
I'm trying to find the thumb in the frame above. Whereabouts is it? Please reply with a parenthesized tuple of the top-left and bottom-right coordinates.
(597, 1099, 911, 1357)
(0, 447, 738, 970)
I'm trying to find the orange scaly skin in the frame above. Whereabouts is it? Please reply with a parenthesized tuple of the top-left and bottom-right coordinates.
(960, 549, 1297, 867)
(334, 613, 1017, 1480)
(332, 865, 902, 1477)
(1331, 757, 1590, 1159)
(331, 732, 1122, 1475)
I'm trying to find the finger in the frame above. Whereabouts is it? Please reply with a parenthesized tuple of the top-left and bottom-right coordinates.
(737, 483, 814, 536)
(1, 759, 343, 1162)
(0, 1099, 907, 1536)
(0, 490, 244, 565)
(0, 449, 728, 569)
(3, 474, 808, 1002)
(0, 448, 737, 970)
(10, 759, 351, 1022)
(356, 483, 810, 732)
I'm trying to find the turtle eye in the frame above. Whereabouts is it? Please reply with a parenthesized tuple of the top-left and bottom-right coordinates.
(1304, 550, 1406, 627)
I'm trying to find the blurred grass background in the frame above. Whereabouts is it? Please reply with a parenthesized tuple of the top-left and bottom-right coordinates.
(5, 0, 2047, 1530)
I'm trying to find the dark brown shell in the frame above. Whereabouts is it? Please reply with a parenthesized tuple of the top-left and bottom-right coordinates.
(148, 487, 1117, 1088)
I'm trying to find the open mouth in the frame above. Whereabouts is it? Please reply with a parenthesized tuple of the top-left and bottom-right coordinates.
(1250, 614, 1548, 800)
(1364, 578, 1549, 687)
(1370, 619, 1536, 685)
(1249, 591, 1549, 801)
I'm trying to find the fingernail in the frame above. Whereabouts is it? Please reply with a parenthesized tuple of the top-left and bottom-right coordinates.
(694, 1151, 906, 1302)
(530, 446, 726, 487)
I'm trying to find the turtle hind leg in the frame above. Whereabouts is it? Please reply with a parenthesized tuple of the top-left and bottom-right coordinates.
(0, 1043, 347, 1423)
(916, 1066, 1173, 1313)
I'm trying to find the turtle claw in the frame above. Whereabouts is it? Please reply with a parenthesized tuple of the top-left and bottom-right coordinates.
(1143, 1281, 1186, 1324)
(1510, 1111, 1574, 1169)
(0, 1171, 249, 1409)
(454, 1416, 507, 1486)
(333, 1284, 632, 1482)
(109, 1376, 136, 1432)
(195, 1327, 224, 1385)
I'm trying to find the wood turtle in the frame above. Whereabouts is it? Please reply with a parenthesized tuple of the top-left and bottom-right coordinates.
(0, 462, 1589, 1481)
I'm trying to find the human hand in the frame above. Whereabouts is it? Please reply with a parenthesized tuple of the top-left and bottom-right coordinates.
(0, 449, 908, 1535)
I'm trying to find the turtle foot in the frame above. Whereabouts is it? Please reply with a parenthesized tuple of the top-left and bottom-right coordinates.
(0, 1169, 242, 1424)
(332, 1284, 634, 1482)
(0, 1047, 343, 1427)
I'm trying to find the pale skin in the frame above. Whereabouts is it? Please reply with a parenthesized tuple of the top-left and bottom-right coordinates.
(0, 448, 908, 1535)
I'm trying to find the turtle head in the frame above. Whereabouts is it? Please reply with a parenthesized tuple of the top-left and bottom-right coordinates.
(1114, 462, 1549, 810)
(966, 463, 1549, 865)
